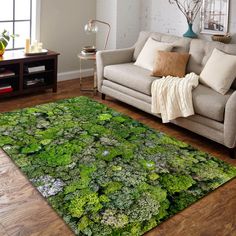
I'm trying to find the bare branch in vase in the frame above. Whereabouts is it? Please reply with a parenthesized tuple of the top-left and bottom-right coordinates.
(169, 0, 202, 24)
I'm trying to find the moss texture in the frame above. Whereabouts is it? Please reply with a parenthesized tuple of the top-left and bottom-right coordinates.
(0, 96, 236, 235)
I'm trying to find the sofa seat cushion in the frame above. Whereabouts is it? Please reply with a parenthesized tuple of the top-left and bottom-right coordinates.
(104, 63, 232, 122)
(104, 63, 157, 95)
(193, 84, 233, 122)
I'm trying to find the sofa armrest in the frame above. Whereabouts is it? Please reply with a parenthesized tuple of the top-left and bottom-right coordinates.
(96, 47, 134, 92)
(224, 91, 236, 148)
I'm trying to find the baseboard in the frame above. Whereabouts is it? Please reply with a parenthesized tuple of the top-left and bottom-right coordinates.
(58, 68, 94, 82)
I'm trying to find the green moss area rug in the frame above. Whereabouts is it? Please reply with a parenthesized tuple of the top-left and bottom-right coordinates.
(0, 96, 236, 236)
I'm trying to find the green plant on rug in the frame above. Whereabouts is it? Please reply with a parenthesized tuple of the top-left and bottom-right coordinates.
(0, 96, 236, 236)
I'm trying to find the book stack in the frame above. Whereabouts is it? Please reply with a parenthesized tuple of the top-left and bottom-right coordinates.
(25, 65, 46, 73)
(81, 46, 97, 56)
(25, 78, 45, 87)
(0, 69, 15, 78)
(0, 68, 15, 94)
(0, 84, 13, 94)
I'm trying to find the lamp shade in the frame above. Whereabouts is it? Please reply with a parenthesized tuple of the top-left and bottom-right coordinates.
(84, 21, 98, 34)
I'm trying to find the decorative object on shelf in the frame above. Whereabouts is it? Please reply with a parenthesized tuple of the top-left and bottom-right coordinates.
(212, 33, 232, 44)
(24, 39, 47, 55)
(201, 0, 229, 35)
(0, 30, 17, 57)
(84, 19, 111, 50)
(25, 49, 48, 56)
(169, 0, 202, 38)
(25, 39, 30, 53)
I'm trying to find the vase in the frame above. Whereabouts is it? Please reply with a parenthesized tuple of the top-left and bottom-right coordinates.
(0, 48, 5, 57)
(183, 23, 198, 39)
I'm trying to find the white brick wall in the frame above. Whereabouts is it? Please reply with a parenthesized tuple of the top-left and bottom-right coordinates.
(116, 0, 141, 48)
(140, 0, 236, 43)
(96, 0, 236, 49)
(96, 0, 141, 50)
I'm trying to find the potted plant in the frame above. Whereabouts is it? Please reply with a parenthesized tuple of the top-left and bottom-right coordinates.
(0, 30, 16, 57)
(169, 0, 202, 38)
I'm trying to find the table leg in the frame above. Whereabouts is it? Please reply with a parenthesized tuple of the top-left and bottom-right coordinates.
(79, 58, 82, 90)
(79, 56, 97, 93)
(93, 62, 97, 95)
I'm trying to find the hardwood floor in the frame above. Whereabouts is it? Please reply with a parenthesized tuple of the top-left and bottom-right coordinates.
(0, 78, 236, 236)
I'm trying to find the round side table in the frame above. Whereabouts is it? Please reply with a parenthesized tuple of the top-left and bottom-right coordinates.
(78, 53, 97, 94)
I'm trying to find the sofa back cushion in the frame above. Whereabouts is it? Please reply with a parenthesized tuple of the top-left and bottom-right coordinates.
(133, 31, 191, 61)
(187, 39, 236, 90)
(134, 31, 236, 89)
(134, 37, 173, 71)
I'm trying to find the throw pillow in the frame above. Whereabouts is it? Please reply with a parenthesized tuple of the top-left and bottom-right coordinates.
(152, 51, 190, 77)
(134, 37, 173, 71)
(200, 48, 236, 95)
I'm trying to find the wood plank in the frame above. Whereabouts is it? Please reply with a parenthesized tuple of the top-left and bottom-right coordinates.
(0, 78, 235, 236)
(0, 150, 73, 236)
(0, 223, 9, 236)
(146, 178, 236, 236)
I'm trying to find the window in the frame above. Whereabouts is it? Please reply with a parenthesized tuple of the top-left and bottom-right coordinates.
(0, 0, 40, 50)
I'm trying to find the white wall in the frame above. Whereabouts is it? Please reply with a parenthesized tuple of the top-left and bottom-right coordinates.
(96, 0, 140, 49)
(140, 0, 236, 43)
(40, 0, 96, 73)
(40, 0, 236, 76)
(140, 0, 187, 35)
(96, 0, 236, 50)
(116, 0, 141, 48)
(96, 0, 117, 50)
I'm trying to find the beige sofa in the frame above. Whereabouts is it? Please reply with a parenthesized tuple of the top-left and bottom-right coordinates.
(96, 31, 236, 157)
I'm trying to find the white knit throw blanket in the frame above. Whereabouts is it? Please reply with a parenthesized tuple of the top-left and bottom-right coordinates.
(151, 72, 199, 123)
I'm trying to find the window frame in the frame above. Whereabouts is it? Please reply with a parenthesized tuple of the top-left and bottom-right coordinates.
(0, 0, 41, 50)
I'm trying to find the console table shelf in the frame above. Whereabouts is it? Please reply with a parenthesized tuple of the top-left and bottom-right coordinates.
(0, 50, 59, 98)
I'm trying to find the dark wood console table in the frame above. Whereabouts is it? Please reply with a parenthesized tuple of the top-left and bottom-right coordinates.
(0, 50, 59, 99)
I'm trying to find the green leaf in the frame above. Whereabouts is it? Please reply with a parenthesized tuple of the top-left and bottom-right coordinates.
(0, 41, 4, 51)
(139, 159, 156, 170)
(21, 143, 42, 154)
(2, 29, 7, 35)
(40, 139, 52, 146)
(1, 38, 8, 48)
(0, 136, 14, 146)
(160, 174, 196, 194)
(0, 29, 18, 50)
(2, 33, 10, 43)
(98, 113, 112, 121)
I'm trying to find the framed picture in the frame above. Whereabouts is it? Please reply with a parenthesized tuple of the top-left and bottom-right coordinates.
(201, 0, 229, 35)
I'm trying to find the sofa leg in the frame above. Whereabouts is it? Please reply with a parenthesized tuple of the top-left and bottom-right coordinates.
(101, 93, 106, 100)
(229, 148, 236, 159)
